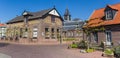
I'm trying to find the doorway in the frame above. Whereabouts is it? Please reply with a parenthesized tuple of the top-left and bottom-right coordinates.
(106, 31, 112, 45)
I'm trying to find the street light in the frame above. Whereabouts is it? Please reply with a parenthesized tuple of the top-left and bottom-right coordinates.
(60, 27, 62, 44)
(22, 10, 32, 38)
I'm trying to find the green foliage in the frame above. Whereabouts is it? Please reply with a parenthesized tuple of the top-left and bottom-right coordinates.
(99, 41, 104, 48)
(63, 38, 76, 41)
(104, 49, 114, 55)
(86, 48, 94, 53)
(78, 40, 88, 49)
(114, 46, 120, 54)
(83, 27, 105, 36)
(70, 44, 78, 48)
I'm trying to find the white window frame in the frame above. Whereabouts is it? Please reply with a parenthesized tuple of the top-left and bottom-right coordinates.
(33, 27, 38, 38)
(106, 10, 113, 20)
(105, 31, 112, 45)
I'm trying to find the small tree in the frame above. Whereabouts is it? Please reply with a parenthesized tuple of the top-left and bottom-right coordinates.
(83, 26, 105, 49)
(83, 19, 105, 49)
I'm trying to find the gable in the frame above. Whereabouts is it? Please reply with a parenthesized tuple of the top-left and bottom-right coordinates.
(49, 9, 60, 16)
(105, 5, 118, 11)
(104, 6, 112, 11)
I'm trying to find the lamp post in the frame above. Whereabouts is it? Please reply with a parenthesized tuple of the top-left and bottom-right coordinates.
(22, 10, 32, 38)
(60, 27, 62, 44)
(76, 24, 79, 38)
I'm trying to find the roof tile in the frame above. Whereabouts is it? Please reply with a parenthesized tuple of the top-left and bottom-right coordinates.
(85, 3, 120, 27)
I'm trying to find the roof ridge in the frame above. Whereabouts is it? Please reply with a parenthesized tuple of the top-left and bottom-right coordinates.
(95, 3, 120, 11)
(107, 5, 118, 10)
(6, 8, 54, 24)
(33, 8, 53, 13)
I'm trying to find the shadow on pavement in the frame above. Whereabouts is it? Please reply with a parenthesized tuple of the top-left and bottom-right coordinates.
(0, 53, 12, 58)
(0, 43, 10, 47)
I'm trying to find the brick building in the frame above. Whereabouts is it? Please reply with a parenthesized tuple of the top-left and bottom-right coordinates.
(6, 7, 63, 43)
(84, 3, 120, 46)
(0, 24, 6, 38)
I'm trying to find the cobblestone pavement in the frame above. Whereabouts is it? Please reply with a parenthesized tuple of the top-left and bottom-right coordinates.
(0, 43, 109, 58)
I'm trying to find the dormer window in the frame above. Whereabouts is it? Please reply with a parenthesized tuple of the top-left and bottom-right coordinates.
(105, 10, 113, 20)
(104, 5, 117, 20)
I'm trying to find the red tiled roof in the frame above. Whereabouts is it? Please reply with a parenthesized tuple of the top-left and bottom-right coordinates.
(85, 3, 120, 27)
(0, 24, 5, 26)
(107, 5, 118, 11)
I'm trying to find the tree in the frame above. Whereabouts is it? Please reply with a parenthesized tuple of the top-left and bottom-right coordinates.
(83, 20, 105, 49)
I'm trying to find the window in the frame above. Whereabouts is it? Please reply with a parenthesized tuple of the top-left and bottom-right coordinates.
(33, 27, 38, 39)
(106, 31, 112, 42)
(20, 28, 22, 37)
(57, 29, 60, 38)
(105, 10, 112, 19)
(105, 10, 117, 20)
(105, 31, 112, 45)
(51, 28, 54, 33)
(51, 28, 55, 39)
(93, 32, 98, 43)
(57, 29, 59, 32)
(45, 28, 49, 39)
(45, 28, 49, 32)
(51, 16, 55, 23)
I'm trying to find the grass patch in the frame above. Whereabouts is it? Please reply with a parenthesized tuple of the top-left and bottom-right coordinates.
(86, 48, 94, 53)
(70, 44, 78, 48)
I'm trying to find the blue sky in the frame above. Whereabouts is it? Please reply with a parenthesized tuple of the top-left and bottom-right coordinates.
(0, 0, 120, 23)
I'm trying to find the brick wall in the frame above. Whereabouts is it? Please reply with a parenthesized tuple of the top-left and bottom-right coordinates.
(83, 24, 120, 46)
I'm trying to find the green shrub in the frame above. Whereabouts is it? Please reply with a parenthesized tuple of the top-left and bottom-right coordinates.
(63, 38, 76, 41)
(114, 46, 120, 57)
(114, 46, 120, 54)
(104, 49, 114, 55)
(78, 40, 88, 49)
(86, 48, 94, 53)
(70, 44, 78, 48)
(99, 41, 104, 48)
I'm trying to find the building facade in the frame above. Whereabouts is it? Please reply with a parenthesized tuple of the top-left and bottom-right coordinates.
(6, 7, 63, 43)
(0, 24, 6, 38)
(84, 3, 120, 46)
(62, 8, 84, 40)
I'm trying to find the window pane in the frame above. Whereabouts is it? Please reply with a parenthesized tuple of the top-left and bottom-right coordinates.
(106, 10, 113, 19)
(45, 28, 49, 32)
(51, 16, 55, 23)
(93, 32, 98, 43)
(51, 28, 54, 33)
(45, 28, 49, 39)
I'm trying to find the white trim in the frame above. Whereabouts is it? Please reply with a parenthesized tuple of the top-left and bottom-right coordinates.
(105, 31, 112, 45)
(49, 9, 60, 16)
(113, 10, 118, 19)
(105, 10, 113, 20)
(33, 28, 38, 37)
